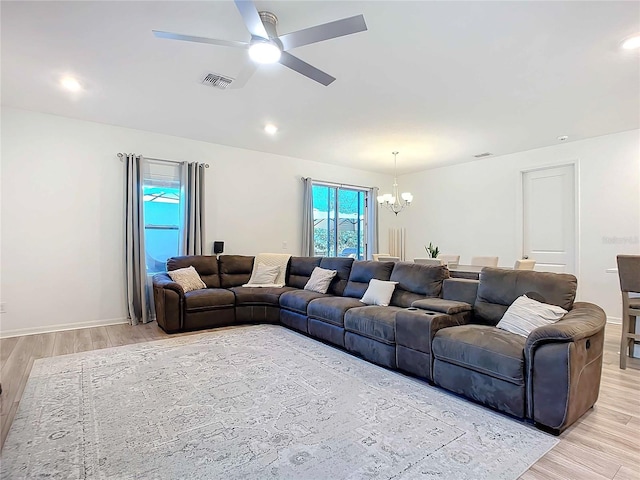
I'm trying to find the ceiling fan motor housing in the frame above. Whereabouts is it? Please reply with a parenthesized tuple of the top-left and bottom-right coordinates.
(258, 11, 279, 39)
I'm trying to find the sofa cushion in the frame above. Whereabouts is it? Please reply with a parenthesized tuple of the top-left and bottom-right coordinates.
(389, 263, 449, 307)
(344, 306, 405, 345)
(343, 261, 395, 298)
(279, 289, 331, 315)
(219, 255, 254, 288)
(319, 257, 354, 296)
(474, 268, 577, 326)
(230, 286, 296, 306)
(287, 257, 322, 289)
(308, 297, 364, 327)
(497, 295, 567, 337)
(168, 255, 220, 288)
(184, 288, 235, 312)
(432, 325, 526, 385)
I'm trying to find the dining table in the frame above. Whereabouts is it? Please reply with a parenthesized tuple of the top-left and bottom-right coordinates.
(447, 265, 512, 280)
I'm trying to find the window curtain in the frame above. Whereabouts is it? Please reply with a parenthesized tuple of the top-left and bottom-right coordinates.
(301, 177, 314, 256)
(180, 162, 206, 255)
(367, 187, 379, 259)
(124, 154, 151, 325)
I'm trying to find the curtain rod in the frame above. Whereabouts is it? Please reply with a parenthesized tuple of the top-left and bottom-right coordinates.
(117, 153, 209, 168)
(303, 177, 372, 191)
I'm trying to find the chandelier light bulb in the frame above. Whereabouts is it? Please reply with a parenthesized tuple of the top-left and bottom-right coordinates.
(377, 152, 413, 215)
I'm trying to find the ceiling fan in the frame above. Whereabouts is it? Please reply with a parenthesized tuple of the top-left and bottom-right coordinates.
(152, 0, 367, 87)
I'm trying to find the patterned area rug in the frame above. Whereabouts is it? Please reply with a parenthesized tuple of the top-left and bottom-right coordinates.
(2, 325, 557, 479)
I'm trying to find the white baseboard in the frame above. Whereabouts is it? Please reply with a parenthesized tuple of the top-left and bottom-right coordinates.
(0, 317, 130, 339)
(607, 316, 622, 325)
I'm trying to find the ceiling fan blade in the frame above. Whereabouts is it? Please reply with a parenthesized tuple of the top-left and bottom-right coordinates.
(279, 52, 335, 86)
(153, 30, 249, 49)
(229, 62, 259, 89)
(233, 0, 269, 39)
(278, 15, 367, 51)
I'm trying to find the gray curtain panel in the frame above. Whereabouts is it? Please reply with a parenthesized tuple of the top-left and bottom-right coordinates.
(124, 154, 150, 325)
(367, 187, 379, 259)
(301, 177, 314, 256)
(182, 162, 206, 255)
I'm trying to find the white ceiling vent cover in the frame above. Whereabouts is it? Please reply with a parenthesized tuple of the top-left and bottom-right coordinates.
(201, 73, 234, 90)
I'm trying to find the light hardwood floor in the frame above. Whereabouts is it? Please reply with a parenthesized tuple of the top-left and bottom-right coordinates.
(1, 322, 638, 479)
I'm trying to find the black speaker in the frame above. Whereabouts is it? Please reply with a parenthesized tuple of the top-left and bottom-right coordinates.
(213, 241, 224, 254)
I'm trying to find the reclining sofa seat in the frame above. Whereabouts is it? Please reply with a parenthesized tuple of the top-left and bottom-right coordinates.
(306, 260, 395, 348)
(342, 262, 450, 369)
(279, 257, 354, 334)
(223, 255, 297, 323)
(431, 267, 606, 433)
(154, 255, 235, 332)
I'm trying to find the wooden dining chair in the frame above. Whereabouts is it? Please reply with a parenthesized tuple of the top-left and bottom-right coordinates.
(471, 256, 499, 267)
(514, 259, 536, 270)
(414, 258, 444, 266)
(438, 254, 460, 268)
(617, 255, 640, 369)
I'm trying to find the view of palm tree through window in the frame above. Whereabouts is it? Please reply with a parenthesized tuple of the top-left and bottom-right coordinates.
(312, 185, 367, 259)
(143, 185, 181, 273)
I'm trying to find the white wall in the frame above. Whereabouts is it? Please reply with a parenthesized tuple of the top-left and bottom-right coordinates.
(0, 107, 392, 336)
(390, 129, 640, 320)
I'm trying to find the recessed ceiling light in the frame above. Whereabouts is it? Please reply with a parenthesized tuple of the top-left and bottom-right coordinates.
(264, 124, 278, 135)
(622, 34, 640, 50)
(60, 76, 82, 92)
(557, 135, 569, 141)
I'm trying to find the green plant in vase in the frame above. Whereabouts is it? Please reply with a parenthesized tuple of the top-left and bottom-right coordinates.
(425, 242, 440, 259)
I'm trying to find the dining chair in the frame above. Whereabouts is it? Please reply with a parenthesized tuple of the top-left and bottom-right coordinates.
(372, 253, 390, 261)
(514, 259, 536, 270)
(377, 255, 400, 262)
(470, 256, 499, 267)
(414, 258, 444, 266)
(438, 254, 460, 268)
(616, 255, 640, 369)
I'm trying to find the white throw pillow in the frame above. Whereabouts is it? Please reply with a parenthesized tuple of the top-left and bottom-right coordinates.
(167, 266, 206, 293)
(360, 279, 398, 306)
(497, 295, 568, 337)
(304, 267, 337, 294)
(249, 263, 280, 285)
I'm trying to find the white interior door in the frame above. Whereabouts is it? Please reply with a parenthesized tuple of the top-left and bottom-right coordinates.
(523, 164, 576, 273)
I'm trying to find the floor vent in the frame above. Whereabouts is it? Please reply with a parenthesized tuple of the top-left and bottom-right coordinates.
(473, 152, 492, 158)
(201, 73, 234, 90)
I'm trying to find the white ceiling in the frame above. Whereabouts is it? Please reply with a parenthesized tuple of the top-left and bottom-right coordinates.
(2, 1, 639, 175)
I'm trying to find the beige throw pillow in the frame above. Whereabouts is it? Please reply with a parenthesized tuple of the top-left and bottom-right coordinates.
(360, 279, 398, 306)
(167, 266, 206, 293)
(249, 263, 280, 285)
(497, 295, 567, 337)
(304, 267, 337, 294)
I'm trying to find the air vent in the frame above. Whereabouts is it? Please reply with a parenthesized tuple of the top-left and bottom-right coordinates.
(201, 73, 234, 90)
(473, 152, 492, 158)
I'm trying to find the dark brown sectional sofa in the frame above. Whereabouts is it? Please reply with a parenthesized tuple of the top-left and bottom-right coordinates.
(152, 254, 606, 434)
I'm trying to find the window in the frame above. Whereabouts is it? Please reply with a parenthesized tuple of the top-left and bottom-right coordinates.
(143, 161, 182, 273)
(312, 184, 368, 259)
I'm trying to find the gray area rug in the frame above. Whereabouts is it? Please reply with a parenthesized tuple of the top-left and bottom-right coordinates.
(2, 325, 557, 479)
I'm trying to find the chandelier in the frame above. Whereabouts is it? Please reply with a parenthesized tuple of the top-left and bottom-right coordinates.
(377, 151, 413, 215)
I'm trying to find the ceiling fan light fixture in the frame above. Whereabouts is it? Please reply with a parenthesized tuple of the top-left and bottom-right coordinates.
(249, 40, 281, 64)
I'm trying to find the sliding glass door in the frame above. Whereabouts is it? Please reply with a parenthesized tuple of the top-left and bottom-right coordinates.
(312, 184, 368, 259)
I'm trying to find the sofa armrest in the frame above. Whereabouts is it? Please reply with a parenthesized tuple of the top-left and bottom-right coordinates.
(524, 302, 606, 432)
(152, 273, 184, 296)
(153, 273, 184, 332)
(411, 298, 472, 315)
(525, 302, 606, 349)
(396, 309, 471, 354)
